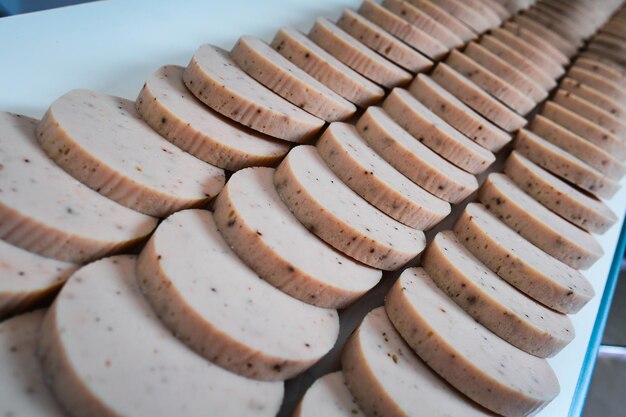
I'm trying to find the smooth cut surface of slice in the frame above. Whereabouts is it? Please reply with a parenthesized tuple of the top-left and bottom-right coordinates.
(430, 0, 493, 33)
(515, 129, 620, 199)
(293, 372, 365, 417)
(272, 28, 385, 107)
(430, 63, 527, 132)
(560, 77, 626, 120)
(407, 0, 476, 42)
(274, 146, 425, 270)
(318, 123, 450, 229)
(214, 167, 381, 308)
(337, 9, 432, 73)
(231, 35, 356, 122)
(454, 203, 595, 314)
(137, 209, 339, 380)
(184, 44, 323, 142)
(445, 50, 535, 115)
(530, 115, 625, 179)
(504, 151, 617, 235)
(342, 307, 493, 417)
(567, 67, 626, 106)
(385, 268, 560, 417)
(501, 21, 569, 66)
(0, 239, 77, 319)
(0, 310, 66, 417)
(383, 88, 495, 174)
(356, 107, 478, 203)
(37, 89, 225, 217)
(410, 74, 511, 152)
(422, 231, 574, 357)
(136, 65, 289, 171)
(39, 256, 284, 417)
(0, 113, 156, 263)
(309, 18, 413, 88)
(478, 173, 604, 270)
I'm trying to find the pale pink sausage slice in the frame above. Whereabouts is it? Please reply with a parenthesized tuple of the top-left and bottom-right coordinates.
(559, 77, 626, 120)
(458, 0, 503, 27)
(184, 44, 324, 142)
(512, 14, 578, 56)
(515, 129, 620, 199)
(356, 107, 479, 203)
(317, 123, 451, 229)
(309, 18, 413, 88)
(213, 167, 381, 308)
(430, 63, 527, 132)
(409, 74, 512, 152)
(37, 89, 226, 217)
(407, 0, 476, 42)
(445, 50, 535, 116)
(358, 0, 448, 60)
(342, 307, 493, 417)
(383, 88, 496, 174)
(422, 231, 574, 357)
(0, 113, 156, 263)
(136, 65, 290, 171)
(530, 115, 626, 179)
(0, 310, 66, 417)
(501, 21, 569, 66)
(137, 209, 339, 380)
(454, 203, 595, 314)
(274, 146, 426, 270)
(386, 268, 560, 417)
(428, 0, 493, 33)
(478, 173, 604, 269)
(38, 256, 284, 417)
(0, 240, 77, 320)
(231, 35, 356, 122)
(293, 372, 365, 417)
(271, 28, 384, 107)
(463, 42, 548, 103)
(574, 57, 626, 85)
(567, 67, 626, 106)
(504, 151, 618, 235)
(336, 9, 432, 73)
(541, 102, 626, 159)
(382, 0, 464, 50)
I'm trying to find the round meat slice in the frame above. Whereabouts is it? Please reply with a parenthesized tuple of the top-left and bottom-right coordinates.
(430, 63, 527, 132)
(504, 151, 617, 235)
(530, 115, 625, 179)
(454, 203, 595, 314)
(385, 268, 560, 417)
(512, 14, 578, 56)
(358, 0, 448, 60)
(541, 101, 626, 159)
(383, 88, 495, 174)
(137, 210, 339, 380)
(356, 107, 478, 203)
(337, 9, 432, 73)
(37, 89, 226, 217)
(478, 173, 604, 270)
(184, 44, 324, 142)
(38, 256, 284, 417)
(213, 167, 381, 309)
(574, 57, 626, 85)
(560, 77, 626, 121)
(383, 0, 464, 50)
(479, 35, 556, 91)
(342, 307, 493, 417)
(0, 113, 156, 263)
(293, 372, 365, 417)
(515, 129, 620, 199)
(409, 75, 512, 152)
(231, 36, 356, 122)
(408, 0, 476, 43)
(136, 65, 289, 171)
(431, 0, 493, 33)
(502, 21, 569, 66)
(308, 18, 412, 88)
(422, 231, 574, 357)
(0, 310, 66, 417)
(463, 41, 548, 104)
(271, 28, 384, 107)
(0, 239, 77, 319)
(274, 146, 425, 270)
(445, 50, 535, 116)
(567, 67, 626, 106)
(317, 123, 451, 229)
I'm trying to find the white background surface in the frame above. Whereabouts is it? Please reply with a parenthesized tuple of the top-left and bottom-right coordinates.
(1, 1, 625, 416)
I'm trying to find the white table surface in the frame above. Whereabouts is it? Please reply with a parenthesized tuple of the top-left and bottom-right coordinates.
(1, 1, 625, 416)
